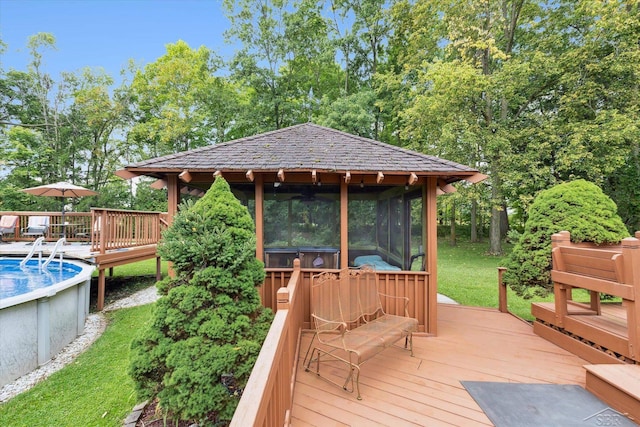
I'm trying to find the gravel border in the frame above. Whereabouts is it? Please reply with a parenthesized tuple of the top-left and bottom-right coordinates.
(0, 286, 159, 403)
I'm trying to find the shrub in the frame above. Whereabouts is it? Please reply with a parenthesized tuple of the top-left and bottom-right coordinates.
(129, 177, 273, 425)
(503, 179, 629, 298)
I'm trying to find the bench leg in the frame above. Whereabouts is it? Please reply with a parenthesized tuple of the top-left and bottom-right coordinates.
(303, 333, 318, 370)
(404, 333, 414, 356)
(347, 359, 362, 400)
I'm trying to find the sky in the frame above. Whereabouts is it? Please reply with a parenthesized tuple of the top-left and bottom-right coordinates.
(0, 0, 235, 80)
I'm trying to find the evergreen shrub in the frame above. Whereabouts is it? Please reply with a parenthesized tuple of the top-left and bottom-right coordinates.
(129, 177, 273, 425)
(503, 179, 629, 298)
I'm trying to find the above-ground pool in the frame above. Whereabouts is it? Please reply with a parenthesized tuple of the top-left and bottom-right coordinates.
(0, 256, 95, 387)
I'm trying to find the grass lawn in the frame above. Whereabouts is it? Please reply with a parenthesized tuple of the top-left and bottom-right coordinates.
(437, 238, 592, 321)
(0, 304, 153, 426)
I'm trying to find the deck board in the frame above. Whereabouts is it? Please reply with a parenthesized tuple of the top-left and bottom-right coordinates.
(291, 304, 589, 426)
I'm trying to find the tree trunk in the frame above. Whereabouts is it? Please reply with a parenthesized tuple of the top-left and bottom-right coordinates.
(470, 199, 478, 242)
(489, 171, 503, 255)
(500, 202, 509, 239)
(449, 200, 456, 246)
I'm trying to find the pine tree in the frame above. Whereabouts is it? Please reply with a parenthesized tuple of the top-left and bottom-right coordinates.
(129, 177, 273, 425)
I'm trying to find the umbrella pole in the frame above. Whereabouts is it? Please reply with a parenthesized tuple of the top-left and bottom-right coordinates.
(61, 196, 66, 240)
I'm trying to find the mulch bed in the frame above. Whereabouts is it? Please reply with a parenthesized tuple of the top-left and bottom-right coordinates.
(135, 398, 225, 427)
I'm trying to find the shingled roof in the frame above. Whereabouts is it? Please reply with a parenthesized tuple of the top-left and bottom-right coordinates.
(122, 123, 479, 180)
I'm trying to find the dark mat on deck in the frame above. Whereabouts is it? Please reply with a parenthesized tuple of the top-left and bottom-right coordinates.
(461, 381, 636, 427)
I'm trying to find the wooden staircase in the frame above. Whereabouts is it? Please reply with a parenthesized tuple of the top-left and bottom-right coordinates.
(585, 364, 640, 424)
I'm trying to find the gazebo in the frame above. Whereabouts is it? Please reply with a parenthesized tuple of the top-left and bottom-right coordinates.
(117, 123, 484, 334)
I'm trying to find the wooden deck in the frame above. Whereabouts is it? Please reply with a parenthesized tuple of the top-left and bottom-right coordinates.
(291, 304, 589, 426)
(532, 301, 631, 362)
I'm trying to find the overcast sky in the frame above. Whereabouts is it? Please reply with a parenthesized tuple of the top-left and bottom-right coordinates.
(1, 0, 234, 79)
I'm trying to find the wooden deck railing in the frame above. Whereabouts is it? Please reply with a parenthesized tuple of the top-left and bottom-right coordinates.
(89, 208, 167, 253)
(260, 268, 432, 333)
(0, 211, 93, 243)
(0, 209, 168, 248)
(230, 259, 305, 427)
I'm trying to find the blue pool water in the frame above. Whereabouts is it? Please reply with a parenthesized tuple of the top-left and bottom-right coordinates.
(0, 258, 83, 300)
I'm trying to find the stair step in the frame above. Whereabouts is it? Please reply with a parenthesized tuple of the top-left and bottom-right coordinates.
(585, 364, 640, 423)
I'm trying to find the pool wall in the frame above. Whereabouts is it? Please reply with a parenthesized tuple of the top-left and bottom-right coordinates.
(0, 259, 94, 387)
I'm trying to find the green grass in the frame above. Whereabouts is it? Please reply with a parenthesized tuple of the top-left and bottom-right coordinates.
(0, 304, 154, 427)
(438, 238, 562, 320)
(437, 238, 595, 320)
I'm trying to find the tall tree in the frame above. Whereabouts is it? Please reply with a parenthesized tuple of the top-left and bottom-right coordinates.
(224, 0, 342, 131)
(391, 0, 528, 254)
(128, 40, 231, 157)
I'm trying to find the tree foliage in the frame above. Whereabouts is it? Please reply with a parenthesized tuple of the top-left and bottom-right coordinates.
(503, 180, 629, 298)
(129, 177, 273, 425)
(1, 0, 639, 241)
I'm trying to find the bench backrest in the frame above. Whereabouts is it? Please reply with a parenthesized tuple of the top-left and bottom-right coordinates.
(311, 267, 380, 330)
(310, 271, 342, 331)
(553, 246, 623, 282)
(551, 231, 640, 301)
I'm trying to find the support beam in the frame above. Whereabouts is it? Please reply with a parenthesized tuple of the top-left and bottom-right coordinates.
(425, 178, 438, 335)
(438, 179, 457, 193)
(178, 170, 192, 183)
(213, 170, 222, 178)
(376, 171, 384, 184)
(340, 179, 348, 270)
(150, 179, 167, 190)
(277, 169, 285, 182)
(114, 169, 140, 180)
(465, 172, 488, 184)
(408, 172, 418, 186)
(246, 170, 254, 182)
(344, 171, 351, 184)
(255, 174, 264, 263)
(311, 170, 317, 184)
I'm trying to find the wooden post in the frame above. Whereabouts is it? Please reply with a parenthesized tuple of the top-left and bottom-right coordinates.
(166, 174, 180, 279)
(425, 178, 438, 335)
(622, 236, 640, 359)
(551, 231, 571, 327)
(255, 174, 264, 263)
(498, 267, 508, 313)
(340, 180, 348, 270)
(97, 268, 105, 311)
(277, 287, 290, 311)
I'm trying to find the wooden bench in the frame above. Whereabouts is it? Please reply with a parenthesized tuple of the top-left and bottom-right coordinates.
(303, 267, 418, 399)
(550, 231, 640, 361)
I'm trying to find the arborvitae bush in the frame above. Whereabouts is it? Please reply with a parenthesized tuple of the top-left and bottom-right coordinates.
(504, 179, 629, 298)
(129, 177, 273, 425)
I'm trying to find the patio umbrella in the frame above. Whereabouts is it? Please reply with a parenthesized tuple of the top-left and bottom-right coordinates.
(21, 181, 98, 238)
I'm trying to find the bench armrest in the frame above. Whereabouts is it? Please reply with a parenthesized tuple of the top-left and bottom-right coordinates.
(311, 314, 347, 333)
(378, 292, 411, 315)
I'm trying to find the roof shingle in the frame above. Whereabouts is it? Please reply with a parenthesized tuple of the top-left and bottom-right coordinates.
(124, 123, 477, 176)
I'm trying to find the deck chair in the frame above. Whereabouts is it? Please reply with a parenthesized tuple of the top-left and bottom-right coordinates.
(21, 216, 50, 241)
(0, 215, 19, 243)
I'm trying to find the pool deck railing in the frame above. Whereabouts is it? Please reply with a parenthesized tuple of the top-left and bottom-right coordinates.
(0, 208, 167, 310)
